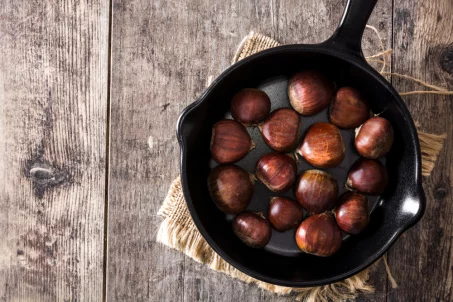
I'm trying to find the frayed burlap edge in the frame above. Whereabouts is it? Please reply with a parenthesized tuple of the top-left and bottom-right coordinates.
(418, 132, 447, 176)
(231, 31, 280, 64)
(157, 176, 376, 302)
(156, 32, 448, 301)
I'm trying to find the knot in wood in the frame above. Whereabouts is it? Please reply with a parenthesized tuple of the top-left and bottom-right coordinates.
(440, 45, 453, 75)
(434, 187, 448, 200)
(29, 166, 54, 181)
(25, 160, 69, 199)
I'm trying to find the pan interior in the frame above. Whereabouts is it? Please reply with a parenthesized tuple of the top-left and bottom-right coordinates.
(217, 75, 385, 256)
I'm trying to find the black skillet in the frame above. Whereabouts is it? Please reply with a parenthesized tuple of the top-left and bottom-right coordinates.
(176, 0, 425, 287)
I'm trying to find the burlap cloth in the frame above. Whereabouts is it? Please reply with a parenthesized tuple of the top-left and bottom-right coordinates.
(157, 33, 447, 302)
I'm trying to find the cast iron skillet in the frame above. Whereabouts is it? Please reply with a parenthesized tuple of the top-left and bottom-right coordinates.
(176, 0, 425, 287)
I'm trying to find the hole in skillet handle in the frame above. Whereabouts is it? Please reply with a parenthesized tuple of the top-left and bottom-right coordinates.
(323, 0, 379, 60)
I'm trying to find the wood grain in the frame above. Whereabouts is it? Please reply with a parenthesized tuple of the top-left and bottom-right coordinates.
(0, 0, 108, 301)
(1, 0, 451, 300)
(387, 0, 453, 301)
(107, 0, 392, 301)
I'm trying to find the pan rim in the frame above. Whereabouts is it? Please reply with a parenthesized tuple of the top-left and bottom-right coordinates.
(176, 44, 425, 287)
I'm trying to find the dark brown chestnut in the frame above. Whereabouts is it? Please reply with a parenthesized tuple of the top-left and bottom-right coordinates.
(346, 158, 388, 195)
(329, 87, 370, 129)
(334, 192, 370, 234)
(208, 165, 254, 214)
(259, 108, 302, 152)
(255, 152, 297, 193)
(295, 213, 342, 257)
(355, 116, 394, 159)
(232, 211, 271, 248)
(268, 197, 304, 232)
(288, 71, 334, 116)
(297, 122, 345, 168)
(294, 169, 339, 214)
(211, 119, 255, 164)
(231, 88, 271, 126)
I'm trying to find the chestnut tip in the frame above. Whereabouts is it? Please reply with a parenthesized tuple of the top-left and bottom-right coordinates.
(249, 173, 257, 183)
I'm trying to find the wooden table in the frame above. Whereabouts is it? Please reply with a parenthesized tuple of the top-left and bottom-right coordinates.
(0, 0, 452, 301)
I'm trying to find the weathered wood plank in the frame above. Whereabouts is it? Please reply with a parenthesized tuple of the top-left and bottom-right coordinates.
(108, 0, 392, 301)
(0, 0, 109, 301)
(387, 0, 453, 301)
(107, 0, 186, 301)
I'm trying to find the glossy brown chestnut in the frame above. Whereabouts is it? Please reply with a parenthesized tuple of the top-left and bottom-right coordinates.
(297, 122, 345, 168)
(346, 158, 388, 195)
(211, 119, 255, 164)
(232, 211, 271, 248)
(255, 152, 297, 193)
(355, 116, 394, 159)
(329, 87, 370, 129)
(295, 213, 342, 257)
(334, 192, 370, 234)
(294, 169, 339, 214)
(259, 108, 302, 152)
(288, 71, 334, 116)
(268, 197, 304, 232)
(208, 165, 254, 214)
(230, 88, 271, 126)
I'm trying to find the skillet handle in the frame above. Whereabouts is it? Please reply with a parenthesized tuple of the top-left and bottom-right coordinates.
(325, 0, 378, 58)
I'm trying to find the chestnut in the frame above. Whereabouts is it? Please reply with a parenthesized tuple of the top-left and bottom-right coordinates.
(346, 158, 388, 195)
(294, 169, 339, 214)
(230, 88, 271, 126)
(334, 192, 370, 234)
(297, 122, 345, 168)
(295, 213, 342, 257)
(255, 152, 297, 193)
(211, 119, 255, 164)
(232, 211, 271, 248)
(259, 108, 302, 152)
(208, 165, 254, 214)
(268, 197, 304, 232)
(329, 87, 370, 129)
(355, 116, 394, 159)
(288, 71, 334, 116)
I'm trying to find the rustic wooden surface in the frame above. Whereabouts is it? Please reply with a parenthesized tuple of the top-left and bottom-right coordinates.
(0, 0, 109, 301)
(388, 0, 453, 301)
(0, 0, 452, 301)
